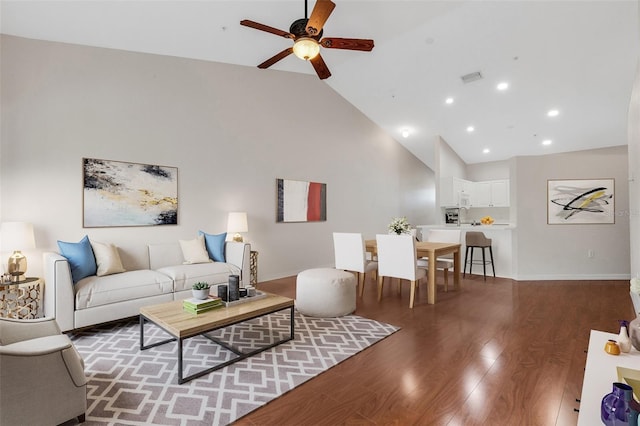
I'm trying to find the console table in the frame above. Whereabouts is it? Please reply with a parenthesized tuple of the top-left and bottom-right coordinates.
(579, 329, 640, 424)
(0, 277, 44, 319)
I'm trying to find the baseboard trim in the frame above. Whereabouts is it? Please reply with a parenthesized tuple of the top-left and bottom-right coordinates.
(514, 273, 631, 281)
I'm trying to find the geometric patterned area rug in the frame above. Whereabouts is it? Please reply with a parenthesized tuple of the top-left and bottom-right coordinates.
(69, 311, 399, 425)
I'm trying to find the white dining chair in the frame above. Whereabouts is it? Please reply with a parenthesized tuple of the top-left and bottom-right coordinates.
(375, 234, 427, 308)
(417, 229, 461, 291)
(333, 232, 378, 297)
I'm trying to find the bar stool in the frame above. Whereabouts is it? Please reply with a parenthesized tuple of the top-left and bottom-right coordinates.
(464, 231, 495, 280)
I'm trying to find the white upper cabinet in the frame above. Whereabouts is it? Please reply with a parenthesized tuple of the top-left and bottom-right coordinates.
(471, 181, 490, 207)
(440, 177, 473, 207)
(489, 179, 510, 207)
(441, 178, 510, 208)
(471, 179, 510, 207)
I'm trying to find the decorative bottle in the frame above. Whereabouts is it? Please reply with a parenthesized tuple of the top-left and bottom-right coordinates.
(601, 382, 640, 426)
(619, 320, 632, 353)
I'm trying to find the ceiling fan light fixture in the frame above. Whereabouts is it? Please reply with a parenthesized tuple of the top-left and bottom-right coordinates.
(293, 37, 320, 60)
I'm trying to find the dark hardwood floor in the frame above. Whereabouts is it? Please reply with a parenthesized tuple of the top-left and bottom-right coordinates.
(235, 273, 632, 426)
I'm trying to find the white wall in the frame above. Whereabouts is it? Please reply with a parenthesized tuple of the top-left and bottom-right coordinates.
(435, 136, 467, 179)
(467, 161, 510, 181)
(0, 35, 436, 281)
(629, 60, 640, 278)
(515, 146, 630, 280)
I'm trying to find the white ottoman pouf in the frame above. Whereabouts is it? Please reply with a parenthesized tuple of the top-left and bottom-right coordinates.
(296, 268, 356, 317)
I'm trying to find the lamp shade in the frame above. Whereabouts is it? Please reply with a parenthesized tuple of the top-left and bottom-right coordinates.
(1, 222, 36, 251)
(293, 37, 320, 61)
(227, 212, 248, 233)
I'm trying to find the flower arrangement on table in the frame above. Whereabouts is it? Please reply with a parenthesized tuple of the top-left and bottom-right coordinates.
(480, 216, 494, 225)
(388, 217, 411, 235)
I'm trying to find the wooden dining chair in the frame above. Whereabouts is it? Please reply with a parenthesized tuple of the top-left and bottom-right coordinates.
(417, 229, 461, 291)
(333, 232, 378, 297)
(375, 234, 427, 308)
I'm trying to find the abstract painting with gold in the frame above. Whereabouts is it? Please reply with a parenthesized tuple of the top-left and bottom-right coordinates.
(83, 158, 178, 227)
(547, 178, 614, 224)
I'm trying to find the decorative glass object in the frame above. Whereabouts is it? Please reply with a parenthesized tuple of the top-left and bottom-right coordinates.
(601, 382, 640, 425)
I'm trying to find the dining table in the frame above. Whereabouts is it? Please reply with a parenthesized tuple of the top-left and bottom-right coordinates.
(365, 239, 461, 305)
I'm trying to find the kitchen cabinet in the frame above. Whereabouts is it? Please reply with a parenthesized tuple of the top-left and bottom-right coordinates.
(470, 180, 510, 207)
(440, 177, 473, 207)
(490, 180, 510, 207)
(440, 178, 510, 208)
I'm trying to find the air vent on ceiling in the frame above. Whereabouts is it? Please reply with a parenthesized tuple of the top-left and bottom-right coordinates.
(461, 71, 483, 84)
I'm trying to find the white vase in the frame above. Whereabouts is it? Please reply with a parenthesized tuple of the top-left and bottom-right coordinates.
(619, 320, 632, 353)
(192, 289, 209, 300)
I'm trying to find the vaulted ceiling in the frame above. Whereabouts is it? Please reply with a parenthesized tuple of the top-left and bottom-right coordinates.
(2, 1, 638, 169)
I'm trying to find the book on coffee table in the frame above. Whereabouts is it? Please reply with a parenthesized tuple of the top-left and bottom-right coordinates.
(183, 296, 223, 313)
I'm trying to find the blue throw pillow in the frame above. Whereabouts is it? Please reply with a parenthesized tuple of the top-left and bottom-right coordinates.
(57, 235, 97, 283)
(198, 231, 226, 262)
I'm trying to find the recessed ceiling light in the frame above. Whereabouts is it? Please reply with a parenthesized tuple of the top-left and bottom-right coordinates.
(496, 82, 509, 91)
(542, 139, 552, 146)
(547, 109, 559, 117)
(401, 129, 410, 138)
(445, 97, 454, 105)
(467, 126, 475, 133)
(483, 148, 490, 154)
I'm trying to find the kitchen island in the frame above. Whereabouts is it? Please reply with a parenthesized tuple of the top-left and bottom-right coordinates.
(417, 224, 515, 279)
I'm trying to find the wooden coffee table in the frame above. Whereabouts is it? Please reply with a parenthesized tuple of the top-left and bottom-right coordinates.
(140, 292, 295, 384)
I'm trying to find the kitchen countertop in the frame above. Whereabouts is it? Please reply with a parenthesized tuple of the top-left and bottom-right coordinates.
(417, 224, 516, 230)
(416, 224, 515, 278)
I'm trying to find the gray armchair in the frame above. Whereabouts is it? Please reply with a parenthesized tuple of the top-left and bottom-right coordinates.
(0, 317, 87, 425)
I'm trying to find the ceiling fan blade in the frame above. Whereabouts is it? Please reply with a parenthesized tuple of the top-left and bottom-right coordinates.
(306, 0, 336, 36)
(310, 53, 331, 80)
(257, 48, 294, 69)
(240, 20, 293, 39)
(320, 37, 375, 51)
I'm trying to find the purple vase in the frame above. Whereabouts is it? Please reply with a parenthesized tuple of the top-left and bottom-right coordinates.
(601, 382, 640, 425)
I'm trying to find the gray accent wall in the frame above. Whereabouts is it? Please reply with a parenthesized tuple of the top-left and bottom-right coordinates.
(0, 35, 436, 280)
(514, 146, 630, 280)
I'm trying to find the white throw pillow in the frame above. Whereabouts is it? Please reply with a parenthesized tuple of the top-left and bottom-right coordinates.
(90, 240, 126, 276)
(179, 235, 212, 264)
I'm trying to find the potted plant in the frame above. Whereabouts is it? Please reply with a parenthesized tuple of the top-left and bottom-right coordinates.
(192, 282, 210, 300)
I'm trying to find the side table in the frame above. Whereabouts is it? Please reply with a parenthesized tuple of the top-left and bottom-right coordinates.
(0, 277, 44, 319)
(250, 250, 258, 287)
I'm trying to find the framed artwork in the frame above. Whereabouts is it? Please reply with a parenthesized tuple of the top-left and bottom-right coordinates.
(547, 178, 614, 224)
(83, 158, 178, 227)
(276, 178, 326, 223)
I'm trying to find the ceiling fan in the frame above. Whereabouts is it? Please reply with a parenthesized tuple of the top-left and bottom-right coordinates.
(240, 0, 374, 80)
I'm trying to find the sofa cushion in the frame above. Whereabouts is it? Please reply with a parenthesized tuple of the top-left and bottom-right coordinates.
(74, 270, 173, 310)
(179, 235, 211, 264)
(90, 240, 126, 277)
(199, 231, 226, 262)
(57, 235, 97, 283)
(157, 262, 241, 292)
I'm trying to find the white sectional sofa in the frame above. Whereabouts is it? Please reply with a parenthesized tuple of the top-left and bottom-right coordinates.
(43, 241, 250, 332)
